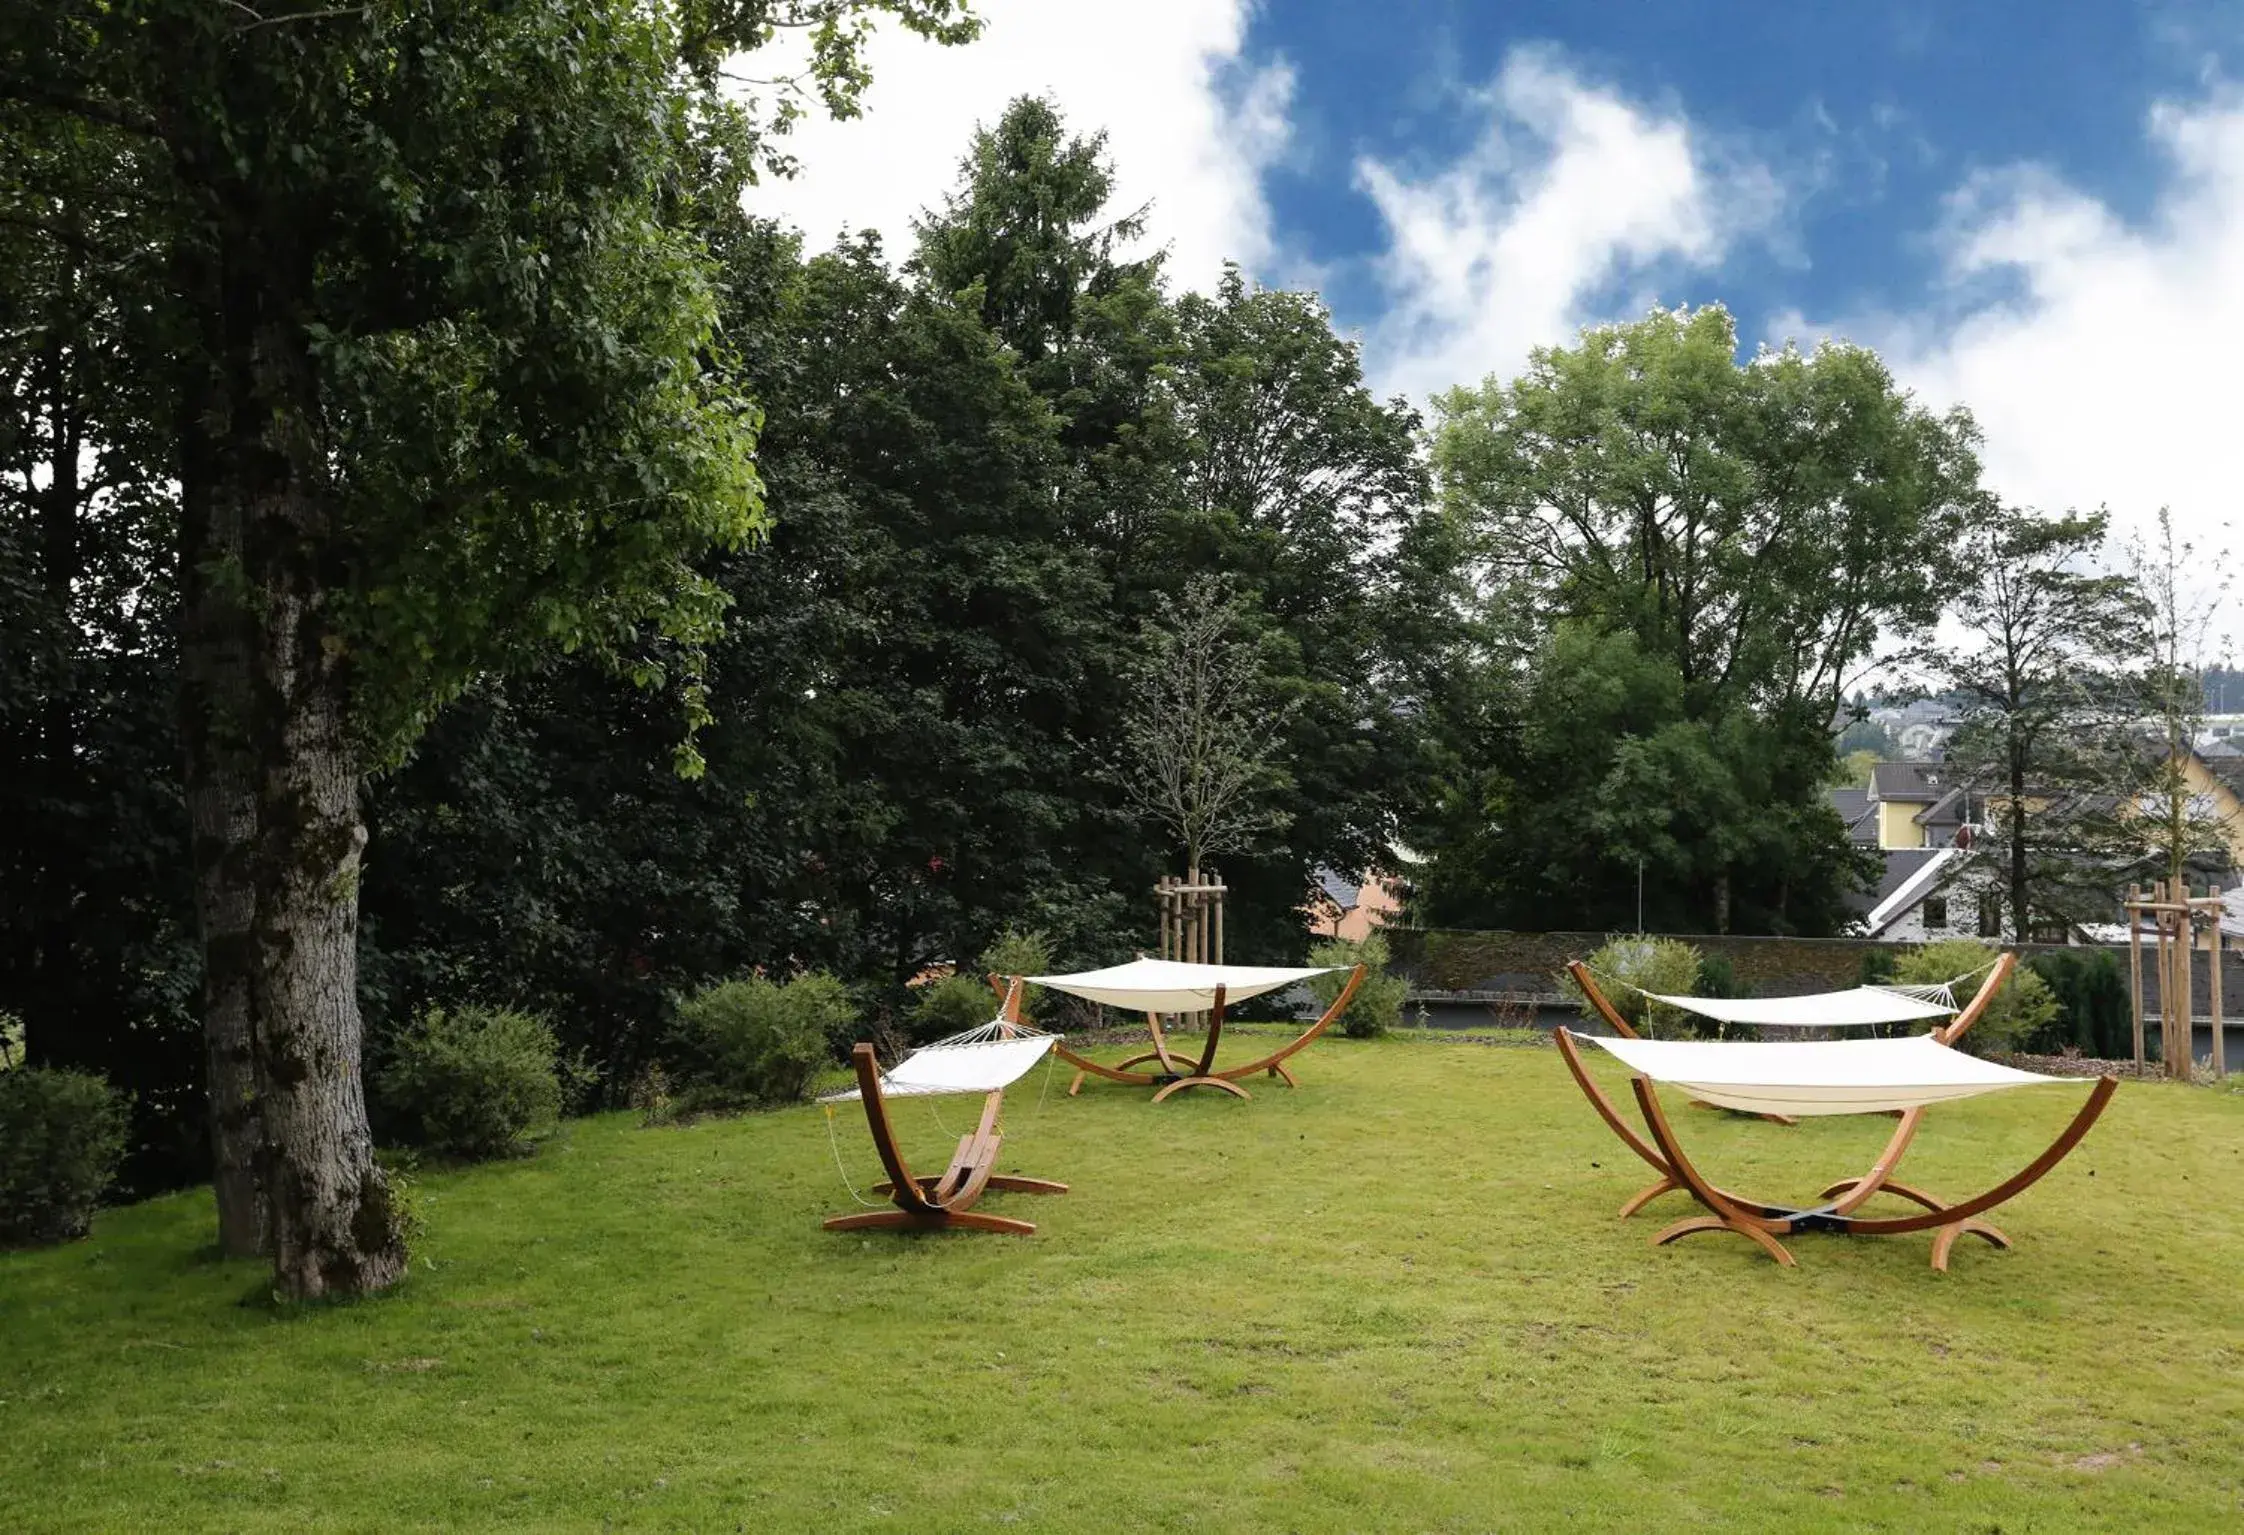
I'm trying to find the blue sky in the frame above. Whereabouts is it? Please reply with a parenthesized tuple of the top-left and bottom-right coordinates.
(1258, 1, 2216, 344)
(752, 1, 2242, 650)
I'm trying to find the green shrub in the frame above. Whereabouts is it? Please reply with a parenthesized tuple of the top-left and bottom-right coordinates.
(0, 1009, 23, 1070)
(980, 927, 1055, 1021)
(374, 1005, 564, 1161)
(1857, 948, 1898, 987)
(1307, 931, 1410, 1038)
(912, 972, 999, 1044)
(1893, 939, 2059, 1056)
(2025, 948, 2131, 1058)
(1559, 936, 1703, 1036)
(1696, 954, 1742, 1000)
(674, 972, 853, 1107)
(0, 1067, 128, 1247)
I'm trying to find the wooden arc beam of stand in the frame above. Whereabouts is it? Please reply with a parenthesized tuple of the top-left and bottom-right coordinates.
(1210, 964, 1365, 1085)
(1552, 1028, 1791, 1221)
(1141, 983, 1248, 1101)
(1931, 952, 2017, 1047)
(1629, 1079, 1798, 1266)
(1814, 1106, 1923, 1216)
(821, 1041, 1068, 1235)
(1827, 1076, 2119, 1238)
(1565, 962, 1641, 1040)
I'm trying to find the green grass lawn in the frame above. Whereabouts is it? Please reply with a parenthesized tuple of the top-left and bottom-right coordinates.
(7, 1032, 2244, 1532)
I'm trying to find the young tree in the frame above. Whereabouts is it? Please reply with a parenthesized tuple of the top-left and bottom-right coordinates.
(1118, 578, 1295, 879)
(1160, 266, 1452, 952)
(1919, 504, 2146, 939)
(2, 0, 968, 1296)
(2127, 507, 2239, 885)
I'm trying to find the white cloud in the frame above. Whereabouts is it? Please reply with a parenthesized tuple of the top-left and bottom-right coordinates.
(1358, 48, 1781, 402)
(741, 0, 1292, 292)
(1807, 88, 2244, 654)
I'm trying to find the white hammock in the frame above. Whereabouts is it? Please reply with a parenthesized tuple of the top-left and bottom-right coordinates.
(1580, 1031, 2072, 1118)
(1028, 957, 1341, 1014)
(819, 1019, 1059, 1102)
(1639, 984, 1956, 1029)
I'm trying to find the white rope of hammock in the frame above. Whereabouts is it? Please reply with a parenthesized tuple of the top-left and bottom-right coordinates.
(1867, 954, 2003, 1014)
(1586, 952, 2002, 1014)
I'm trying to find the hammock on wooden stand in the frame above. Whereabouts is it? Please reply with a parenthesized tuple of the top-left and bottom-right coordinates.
(818, 980, 1069, 1236)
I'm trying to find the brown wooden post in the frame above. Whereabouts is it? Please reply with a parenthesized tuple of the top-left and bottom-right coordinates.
(2212, 898, 2226, 1081)
(2167, 881, 2191, 1080)
(1211, 868, 1224, 966)
(2128, 883, 2145, 1069)
(2155, 882, 2174, 1078)
(2152, 883, 2165, 1075)
(2178, 883, 2195, 1079)
(2182, 885, 2199, 1079)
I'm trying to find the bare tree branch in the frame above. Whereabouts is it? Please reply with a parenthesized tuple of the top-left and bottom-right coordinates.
(1116, 576, 1296, 872)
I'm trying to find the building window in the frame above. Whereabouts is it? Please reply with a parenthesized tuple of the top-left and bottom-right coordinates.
(1922, 897, 1948, 930)
(1978, 892, 2002, 938)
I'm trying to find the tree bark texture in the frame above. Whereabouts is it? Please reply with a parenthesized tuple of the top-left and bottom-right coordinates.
(175, 225, 403, 1295)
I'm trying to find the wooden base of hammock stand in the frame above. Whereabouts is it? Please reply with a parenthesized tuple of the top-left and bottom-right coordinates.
(822, 1044, 1066, 1236)
(1027, 965, 1366, 1102)
(1554, 1028, 1798, 1221)
(1621, 1072, 2117, 1272)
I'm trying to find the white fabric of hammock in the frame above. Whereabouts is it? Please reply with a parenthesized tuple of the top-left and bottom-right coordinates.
(1027, 957, 1341, 1014)
(819, 1019, 1059, 1102)
(1639, 985, 1955, 1029)
(1579, 1031, 2072, 1117)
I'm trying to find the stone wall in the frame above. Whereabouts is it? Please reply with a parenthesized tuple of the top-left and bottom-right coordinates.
(1385, 926, 2244, 1010)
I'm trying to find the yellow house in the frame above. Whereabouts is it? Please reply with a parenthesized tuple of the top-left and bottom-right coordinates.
(1863, 761, 1972, 851)
(2179, 746, 2244, 864)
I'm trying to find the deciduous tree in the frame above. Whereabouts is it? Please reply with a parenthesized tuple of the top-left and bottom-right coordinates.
(1917, 504, 2145, 939)
(1, 0, 966, 1296)
(1423, 308, 1981, 933)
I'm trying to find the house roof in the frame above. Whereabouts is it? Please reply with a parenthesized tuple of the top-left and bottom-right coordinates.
(1840, 846, 1936, 917)
(1869, 760, 1952, 803)
(1913, 785, 1971, 828)
(2200, 747, 2244, 798)
(1861, 847, 1965, 935)
(1829, 787, 1877, 843)
(1313, 868, 1360, 912)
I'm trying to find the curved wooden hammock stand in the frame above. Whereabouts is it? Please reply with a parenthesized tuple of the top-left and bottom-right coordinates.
(998, 964, 1367, 1102)
(1553, 1019, 2118, 1270)
(823, 979, 1068, 1236)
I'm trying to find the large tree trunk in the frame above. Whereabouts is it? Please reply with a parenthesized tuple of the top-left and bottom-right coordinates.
(176, 228, 403, 1295)
(246, 593, 398, 1299)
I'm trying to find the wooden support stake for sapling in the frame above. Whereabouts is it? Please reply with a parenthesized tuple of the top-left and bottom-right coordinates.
(2211, 903, 2226, 1081)
(2126, 883, 2143, 1069)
